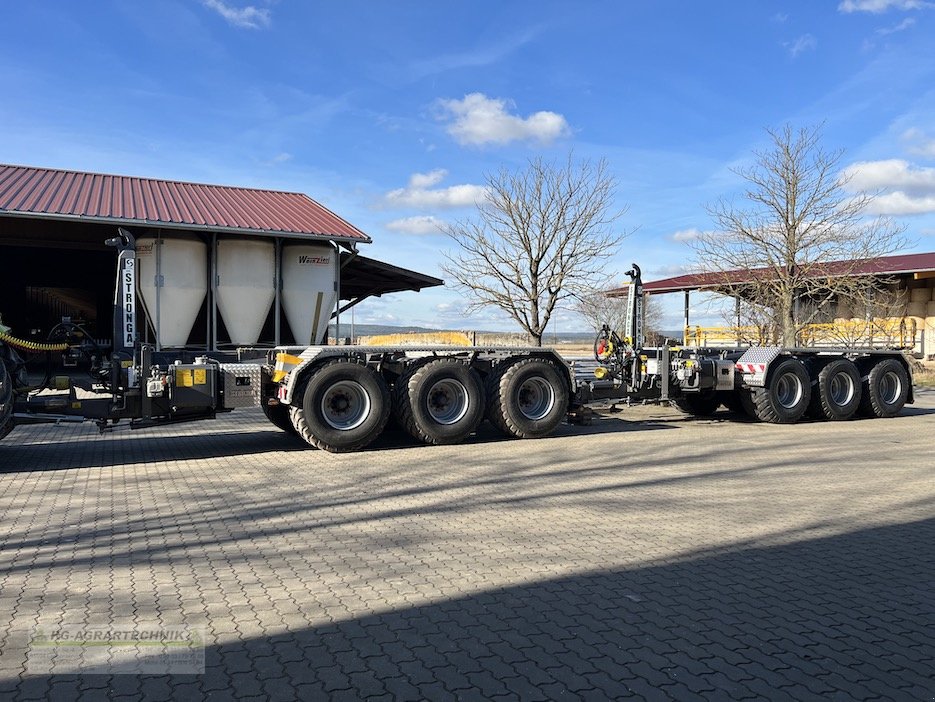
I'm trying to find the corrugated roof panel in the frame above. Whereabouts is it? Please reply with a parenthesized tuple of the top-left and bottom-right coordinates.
(0, 164, 370, 242)
(609, 252, 935, 295)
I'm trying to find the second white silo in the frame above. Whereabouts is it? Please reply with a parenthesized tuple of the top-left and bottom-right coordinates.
(282, 243, 337, 345)
(216, 238, 276, 345)
(137, 234, 207, 348)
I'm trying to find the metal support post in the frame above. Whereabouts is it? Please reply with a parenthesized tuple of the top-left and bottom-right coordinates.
(210, 233, 218, 351)
(333, 243, 341, 344)
(683, 290, 690, 344)
(274, 238, 281, 346)
(660, 345, 670, 401)
(735, 296, 741, 347)
(154, 232, 163, 352)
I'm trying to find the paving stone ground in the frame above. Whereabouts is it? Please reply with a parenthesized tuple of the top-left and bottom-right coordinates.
(0, 392, 933, 700)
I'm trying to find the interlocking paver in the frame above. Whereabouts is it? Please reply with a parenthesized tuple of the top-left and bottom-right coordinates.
(0, 394, 934, 700)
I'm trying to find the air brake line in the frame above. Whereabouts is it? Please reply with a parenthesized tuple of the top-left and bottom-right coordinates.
(0, 331, 70, 353)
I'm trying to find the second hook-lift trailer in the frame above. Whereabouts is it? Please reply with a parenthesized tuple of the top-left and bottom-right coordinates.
(0, 237, 915, 452)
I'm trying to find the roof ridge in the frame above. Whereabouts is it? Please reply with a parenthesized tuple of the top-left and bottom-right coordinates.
(0, 163, 370, 243)
(0, 162, 304, 198)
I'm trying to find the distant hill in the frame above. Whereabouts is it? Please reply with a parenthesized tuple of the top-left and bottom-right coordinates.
(329, 323, 683, 344)
(329, 323, 594, 342)
(328, 323, 445, 337)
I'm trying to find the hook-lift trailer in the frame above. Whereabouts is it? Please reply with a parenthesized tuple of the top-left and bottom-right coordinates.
(0, 235, 915, 452)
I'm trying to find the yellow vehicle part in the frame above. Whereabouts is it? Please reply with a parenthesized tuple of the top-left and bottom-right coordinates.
(0, 331, 69, 353)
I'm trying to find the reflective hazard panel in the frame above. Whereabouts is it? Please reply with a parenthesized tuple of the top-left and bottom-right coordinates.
(273, 353, 302, 383)
(735, 347, 782, 387)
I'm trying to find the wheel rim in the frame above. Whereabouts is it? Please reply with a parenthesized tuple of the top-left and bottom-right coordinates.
(776, 372, 803, 409)
(517, 376, 555, 420)
(320, 380, 371, 430)
(829, 371, 855, 407)
(425, 378, 470, 425)
(879, 370, 902, 405)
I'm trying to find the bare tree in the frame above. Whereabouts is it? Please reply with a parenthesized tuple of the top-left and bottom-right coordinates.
(574, 285, 665, 344)
(821, 285, 911, 348)
(573, 282, 629, 336)
(691, 124, 907, 346)
(717, 299, 781, 346)
(442, 155, 625, 346)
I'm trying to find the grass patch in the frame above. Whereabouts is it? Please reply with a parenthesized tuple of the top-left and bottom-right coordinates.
(913, 361, 935, 387)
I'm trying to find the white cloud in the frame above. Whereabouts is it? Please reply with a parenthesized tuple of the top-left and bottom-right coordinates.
(407, 27, 541, 81)
(384, 170, 488, 209)
(649, 264, 695, 277)
(838, 0, 928, 12)
(877, 16, 917, 32)
(843, 159, 935, 214)
(201, 0, 271, 29)
(867, 191, 935, 214)
(844, 159, 935, 191)
(785, 34, 817, 57)
(437, 93, 571, 146)
(901, 128, 935, 158)
(433, 302, 467, 321)
(385, 215, 447, 236)
(671, 228, 704, 242)
(261, 152, 292, 166)
(408, 170, 446, 189)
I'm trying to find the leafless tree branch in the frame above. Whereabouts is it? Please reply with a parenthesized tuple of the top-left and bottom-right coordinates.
(691, 123, 908, 346)
(441, 154, 627, 345)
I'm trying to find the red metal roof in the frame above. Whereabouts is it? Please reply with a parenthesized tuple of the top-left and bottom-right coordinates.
(0, 164, 370, 242)
(610, 252, 935, 295)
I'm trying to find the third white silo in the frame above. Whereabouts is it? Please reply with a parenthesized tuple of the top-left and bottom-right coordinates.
(137, 234, 207, 348)
(216, 238, 276, 345)
(282, 244, 337, 345)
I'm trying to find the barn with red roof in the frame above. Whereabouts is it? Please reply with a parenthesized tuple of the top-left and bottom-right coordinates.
(0, 164, 441, 348)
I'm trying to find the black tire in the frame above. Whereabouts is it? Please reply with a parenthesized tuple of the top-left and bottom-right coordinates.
(671, 392, 720, 416)
(487, 357, 568, 439)
(752, 358, 811, 424)
(808, 359, 862, 421)
(394, 359, 485, 445)
(263, 402, 298, 436)
(720, 391, 748, 416)
(738, 390, 759, 420)
(859, 358, 909, 418)
(288, 358, 390, 452)
(486, 357, 568, 439)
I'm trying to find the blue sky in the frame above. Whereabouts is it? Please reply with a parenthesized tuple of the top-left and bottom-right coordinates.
(3, 0, 935, 332)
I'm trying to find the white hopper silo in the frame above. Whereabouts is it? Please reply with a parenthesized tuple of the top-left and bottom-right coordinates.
(216, 238, 276, 345)
(282, 244, 337, 346)
(137, 234, 207, 348)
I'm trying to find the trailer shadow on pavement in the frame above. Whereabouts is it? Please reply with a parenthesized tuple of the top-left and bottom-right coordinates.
(366, 415, 677, 452)
(0, 428, 309, 474)
(0, 414, 678, 469)
(894, 403, 935, 417)
(7, 517, 932, 699)
(2, 394, 929, 468)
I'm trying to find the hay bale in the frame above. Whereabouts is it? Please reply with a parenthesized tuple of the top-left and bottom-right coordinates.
(920, 317, 935, 354)
(908, 302, 928, 318)
(910, 288, 932, 303)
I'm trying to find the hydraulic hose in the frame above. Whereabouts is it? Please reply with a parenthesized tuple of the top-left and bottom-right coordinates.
(0, 331, 70, 353)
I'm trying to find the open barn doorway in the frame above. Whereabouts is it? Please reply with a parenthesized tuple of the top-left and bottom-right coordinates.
(0, 218, 118, 345)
